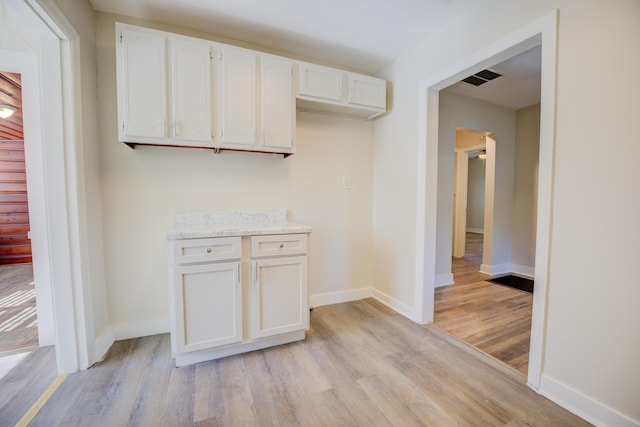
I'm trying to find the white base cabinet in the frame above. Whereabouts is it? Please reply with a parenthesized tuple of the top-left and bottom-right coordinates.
(169, 233, 309, 367)
(172, 262, 242, 354)
(251, 234, 308, 339)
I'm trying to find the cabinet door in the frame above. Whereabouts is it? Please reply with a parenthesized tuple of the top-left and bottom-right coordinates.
(297, 62, 343, 102)
(347, 73, 386, 110)
(173, 262, 242, 354)
(117, 28, 167, 141)
(170, 39, 213, 145)
(261, 56, 294, 151)
(251, 256, 308, 339)
(219, 47, 257, 147)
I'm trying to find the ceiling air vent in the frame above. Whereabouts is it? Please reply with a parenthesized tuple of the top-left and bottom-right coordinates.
(462, 69, 502, 86)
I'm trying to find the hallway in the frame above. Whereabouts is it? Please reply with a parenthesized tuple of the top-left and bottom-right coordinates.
(434, 233, 532, 374)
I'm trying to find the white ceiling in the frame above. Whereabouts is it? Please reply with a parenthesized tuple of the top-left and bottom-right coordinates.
(89, 0, 474, 73)
(443, 46, 542, 110)
(89, 0, 541, 110)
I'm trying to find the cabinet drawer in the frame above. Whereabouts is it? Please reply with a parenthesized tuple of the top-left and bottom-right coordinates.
(172, 236, 241, 264)
(251, 234, 307, 258)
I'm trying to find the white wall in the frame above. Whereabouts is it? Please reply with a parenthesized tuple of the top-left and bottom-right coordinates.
(373, 0, 640, 424)
(511, 104, 540, 273)
(95, 12, 375, 337)
(466, 156, 485, 232)
(437, 92, 515, 279)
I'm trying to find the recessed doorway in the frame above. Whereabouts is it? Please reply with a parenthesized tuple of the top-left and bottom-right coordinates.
(415, 12, 556, 388)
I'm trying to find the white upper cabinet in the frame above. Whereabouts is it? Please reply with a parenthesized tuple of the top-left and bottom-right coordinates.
(347, 73, 386, 110)
(295, 61, 386, 120)
(117, 25, 213, 147)
(117, 27, 167, 142)
(261, 56, 295, 152)
(297, 62, 343, 102)
(170, 38, 213, 145)
(218, 47, 257, 148)
(115, 23, 387, 155)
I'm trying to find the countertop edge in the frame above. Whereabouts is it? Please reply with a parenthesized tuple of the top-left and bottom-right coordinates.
(167, 223, 312, 240)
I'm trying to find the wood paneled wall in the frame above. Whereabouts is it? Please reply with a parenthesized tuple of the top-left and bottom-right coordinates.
(0, 72, 31, 265)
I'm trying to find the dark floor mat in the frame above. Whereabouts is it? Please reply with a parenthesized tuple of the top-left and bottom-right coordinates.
(488, 275, 534, 293)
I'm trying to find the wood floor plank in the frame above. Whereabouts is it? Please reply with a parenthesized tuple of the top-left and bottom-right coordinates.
(435, 232, 532, 374)
(0, 263, 38, 355)
(127, 334, 172, 425)
(0, 346, 55, 426)
(243, 349, 298, 425)
(7, 298, 589, 426)
(161, 362, 196, 426)
(357, 372, 458, 427)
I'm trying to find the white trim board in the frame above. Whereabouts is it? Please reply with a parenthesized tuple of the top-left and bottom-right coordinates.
(311, 287, 415, 321)
(435, 273, 454, 288)
(310, 288, 372, 308)
(540, 375, 640, 427)
(370, 288, 415, 320)
(510, 264, 535, 279)
(111, 319, 170, 341)
(480, 263, 511, 276)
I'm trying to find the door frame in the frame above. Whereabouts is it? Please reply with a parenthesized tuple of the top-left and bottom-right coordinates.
(452, 140, 487, 258)
(4, 0, 92, 373)
(414, 10, 557, 390)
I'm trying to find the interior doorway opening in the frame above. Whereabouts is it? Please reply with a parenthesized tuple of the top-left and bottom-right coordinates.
(0, 71, 40, 378)
(452, 128, 491, 262)
(438, 120, 536, 375)
(415, 11, 557, 389)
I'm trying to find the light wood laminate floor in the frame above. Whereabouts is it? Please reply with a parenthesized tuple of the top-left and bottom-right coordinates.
(2, 298, 588, 426)
(434, 233, 532, 374)
(0, 263, 38, 355)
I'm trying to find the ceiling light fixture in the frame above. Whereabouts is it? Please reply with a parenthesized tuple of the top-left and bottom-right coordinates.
(0, 104, 17, 119)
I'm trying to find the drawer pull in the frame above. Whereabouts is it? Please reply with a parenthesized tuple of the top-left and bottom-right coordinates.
(206, 248, 212, 253)
(279, 244, 284, 249)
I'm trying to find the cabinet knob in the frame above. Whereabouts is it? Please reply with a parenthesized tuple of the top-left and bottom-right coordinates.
(279, 244, 284, 249)
(206, 248, 212, 253)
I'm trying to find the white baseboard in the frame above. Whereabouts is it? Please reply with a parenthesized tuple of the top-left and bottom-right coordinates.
(310, 287, 372, 308)
(92, 328, 115, 366)
(510, 263, 534, 279)
(111, 319, 170, 341)
(540, 374, 639, 427)
(311, 287, 415, 324)
(370, 288, 415, 321)
(480, 263, 511, 276)
(435, 273, 454, 288)
(466, 227, 484, 234)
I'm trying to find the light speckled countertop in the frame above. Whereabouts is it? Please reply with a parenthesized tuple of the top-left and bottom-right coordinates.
(167, 209, 312, 240)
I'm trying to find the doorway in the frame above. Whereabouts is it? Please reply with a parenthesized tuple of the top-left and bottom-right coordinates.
(415, 11, 557, 389)
(452, 128, 490, 261)
(439, 119, 536, 375)
(0, 71, 40, 359)
(1, 0, 93, 375)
